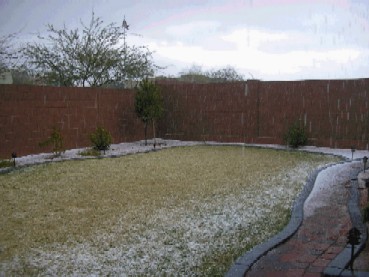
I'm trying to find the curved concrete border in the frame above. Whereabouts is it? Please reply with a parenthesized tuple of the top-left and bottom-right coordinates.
(0, 145, 171, 175)
(323, 169, 368, 277)
(225, 161, 349, 277)
(0, 140, 208, 175)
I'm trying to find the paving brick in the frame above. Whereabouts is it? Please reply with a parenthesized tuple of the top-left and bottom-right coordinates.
(306, 265, 325, 273)
(303, 272, 322, 277)
(244, 163, 364, 277)
(297, 255, 317, 264)
(281, 253, 302, 263)
(287, 270, 307, 277)
(326, 246, 344, 255)
(311, 258, 330, 267)
(321, 253, 338, 260)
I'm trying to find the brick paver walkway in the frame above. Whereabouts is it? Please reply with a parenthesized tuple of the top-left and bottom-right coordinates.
(246, 163, 362, 277)
(353, 188, 369, 272)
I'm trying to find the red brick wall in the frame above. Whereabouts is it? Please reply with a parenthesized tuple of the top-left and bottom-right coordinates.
(254, 79, 369, 149)
(157, 79, 369, 149)
(1, 78, 368, 159)
(158, 82, 255, 142)
(0, 85, 145, 158)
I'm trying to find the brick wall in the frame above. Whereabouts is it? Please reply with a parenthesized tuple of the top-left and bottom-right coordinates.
(157, 78, 369, 149)
(0, 85, 145, 158)
(255, 79, 369, 148)
(0, 78, 368, 159)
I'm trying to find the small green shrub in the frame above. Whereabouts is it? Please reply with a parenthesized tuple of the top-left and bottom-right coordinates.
(39, 127, 64, 156)
(79, 148, 101, 157)
(0, 160, 13, 168)
(90, 127, 112, 154)
(283, 121, 308, 148)
(363, 204, 369, 222)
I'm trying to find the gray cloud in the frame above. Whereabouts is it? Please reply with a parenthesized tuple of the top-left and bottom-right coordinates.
(1, 0, 368, 80)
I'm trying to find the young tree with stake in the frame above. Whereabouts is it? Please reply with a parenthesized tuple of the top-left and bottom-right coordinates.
(135, 79, 164, 146)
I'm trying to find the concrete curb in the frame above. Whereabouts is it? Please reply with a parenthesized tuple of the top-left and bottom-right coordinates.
(0, 142, 197, 175)
(225, 161, 350, 277)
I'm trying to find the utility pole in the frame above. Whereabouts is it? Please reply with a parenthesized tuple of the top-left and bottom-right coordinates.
(122, 16, 129, 86)
(122, 16, 129, 52)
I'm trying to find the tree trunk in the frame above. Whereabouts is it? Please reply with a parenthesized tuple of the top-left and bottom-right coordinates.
(152, 120, 156, 142)
(144, 122, 148, 146)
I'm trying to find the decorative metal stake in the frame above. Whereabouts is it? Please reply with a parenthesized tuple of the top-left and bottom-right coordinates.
(363, 156, 368, 173)
(11, 152, 17, 167)
(347, 227, 361, 270)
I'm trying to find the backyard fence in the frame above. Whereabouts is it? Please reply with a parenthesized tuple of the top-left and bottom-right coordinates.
(1, 78, 368, 158)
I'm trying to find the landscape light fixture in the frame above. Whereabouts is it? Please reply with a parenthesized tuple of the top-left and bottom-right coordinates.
(351, 146, 355, 160)
(363, 156, 368, 173)
(347, 227, 361, 270)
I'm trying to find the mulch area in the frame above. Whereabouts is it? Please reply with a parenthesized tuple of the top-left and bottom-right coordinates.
(245, 167, 368, 277)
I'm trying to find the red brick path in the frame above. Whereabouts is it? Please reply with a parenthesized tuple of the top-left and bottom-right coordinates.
(246, 166, 358, 277)
(352, 188, 369, 271)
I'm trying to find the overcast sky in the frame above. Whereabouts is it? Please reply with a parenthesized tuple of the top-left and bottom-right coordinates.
(1, 0, 368, 80)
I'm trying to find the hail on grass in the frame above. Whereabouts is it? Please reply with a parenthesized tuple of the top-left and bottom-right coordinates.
(0, 146, 339, 276)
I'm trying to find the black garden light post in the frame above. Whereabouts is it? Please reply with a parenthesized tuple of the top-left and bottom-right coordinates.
(365, 178, 369, 200)
(351, 146, 355, 161)
(363, 156, 368, 173)
(347, 227, 361, 270)
(11, 152, 17, 167)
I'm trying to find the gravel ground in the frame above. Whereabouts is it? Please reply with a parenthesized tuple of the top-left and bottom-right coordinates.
(5, 139, 202, 169)
(4, 139, 369, 217)
(5, 140, 369, 168)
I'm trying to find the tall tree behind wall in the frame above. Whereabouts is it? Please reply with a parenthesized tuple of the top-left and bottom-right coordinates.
(22, 13, 158, 87)
(0, 33, 19, 74)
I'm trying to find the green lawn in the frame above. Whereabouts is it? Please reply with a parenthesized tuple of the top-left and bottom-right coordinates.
(0, 146, 340, 276)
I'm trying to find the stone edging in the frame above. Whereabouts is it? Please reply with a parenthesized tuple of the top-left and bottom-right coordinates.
(323, 168, 368, 277)
(0, 144, 182, 175)
(225, 161, 348, 277)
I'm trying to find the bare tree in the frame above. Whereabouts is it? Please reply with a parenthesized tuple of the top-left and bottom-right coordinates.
(207, 66, 244, 81)
(179, 65, 244, 83)
(22, 13, 157, 87)
(0, 32, 19, 74)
